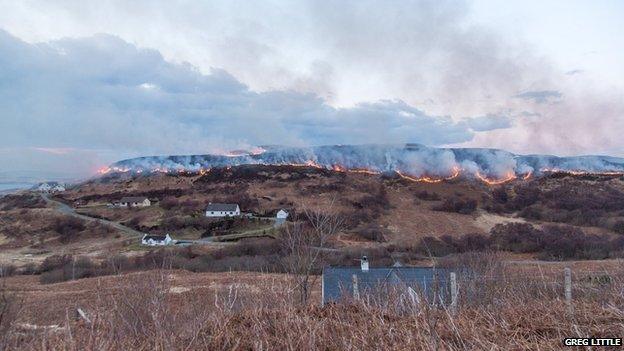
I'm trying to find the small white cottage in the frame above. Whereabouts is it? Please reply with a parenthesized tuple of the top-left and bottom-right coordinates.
(205, 203, 240, 217)
(36, 182, 65, 193)
(118, 196, 151, 208)
(275, 209, 289, 227)
(141, 234, 173, 246)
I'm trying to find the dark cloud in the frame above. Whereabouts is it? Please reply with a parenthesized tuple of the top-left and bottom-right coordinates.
(514, 90, 562, 104)
(0, 31, 495, 174)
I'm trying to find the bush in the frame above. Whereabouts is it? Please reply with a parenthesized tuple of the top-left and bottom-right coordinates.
(53, 217, 86, 243)
(352, 224, 388, 242)
(613, 220, 624, 235)
(433, 196, 477, 214)
(0, 194, 46, 210)
(39, 255, 73, 273)
(491, 187, 508, 204)
(0, 265, 16, 277)
(490, 223, 544, 253)
(414, 191, 441, 201)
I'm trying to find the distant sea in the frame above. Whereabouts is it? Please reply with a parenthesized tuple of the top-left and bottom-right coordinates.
(0, 182, 34, 193)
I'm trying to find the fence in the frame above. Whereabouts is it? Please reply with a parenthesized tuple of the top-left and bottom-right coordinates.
(337, 265, 624, 314)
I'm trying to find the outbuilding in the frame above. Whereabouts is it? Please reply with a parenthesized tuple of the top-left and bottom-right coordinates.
(321, 257, 451, 305)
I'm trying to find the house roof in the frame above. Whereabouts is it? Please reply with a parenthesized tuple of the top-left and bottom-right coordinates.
(322, 266, 451, 304)
(206, 203, 239, 211)
(120, 196, 149, 203)
(143, 234, 167, 241)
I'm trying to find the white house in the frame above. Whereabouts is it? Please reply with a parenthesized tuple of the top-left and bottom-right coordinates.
(141, 234, 173, 246)
(51, 184, 66, 192)
(36, 182, 65, 193)
(275, 209, 289, 227)
(205, 203, 240, 217)
(37, 183, 51, 192)
(118, 196, 151, 208)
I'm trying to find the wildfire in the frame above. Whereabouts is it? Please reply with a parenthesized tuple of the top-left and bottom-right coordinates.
(540, 168, 624, 176)
(522, 171, 533, 180)
(445, 166, 461, 180)
(97, 166, 131, 175)
(332, 164, 346, 172)
(475, 171, 517, 185)
(349, 168, 381, 175)
(396, 171, 444, 183)
(395, 166, 462, 184)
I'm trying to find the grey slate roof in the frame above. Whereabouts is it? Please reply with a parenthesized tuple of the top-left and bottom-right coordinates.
(206, 203, 239, 211)
(143, 234, 166, 241)
(120, 196, 149, 203)
(322, 266, 451, 304)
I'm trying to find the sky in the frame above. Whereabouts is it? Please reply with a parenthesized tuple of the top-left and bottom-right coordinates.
(0, 0, 622, 178)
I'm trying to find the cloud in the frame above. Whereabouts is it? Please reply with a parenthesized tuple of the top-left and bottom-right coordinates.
(514, 90, 562, 104)
(0, 30, 485, 175)
(462, 114, 513, 132)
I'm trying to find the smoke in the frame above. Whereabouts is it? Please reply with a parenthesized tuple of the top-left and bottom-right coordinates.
(109, 144, 624, 180)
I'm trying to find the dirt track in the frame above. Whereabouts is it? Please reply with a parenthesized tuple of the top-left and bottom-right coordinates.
(41, 193, 145, 238)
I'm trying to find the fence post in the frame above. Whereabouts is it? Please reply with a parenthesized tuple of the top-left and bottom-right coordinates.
(450, 272, 458, 315)
(564, 267, 572, 314)
(352, 274, 360, 300)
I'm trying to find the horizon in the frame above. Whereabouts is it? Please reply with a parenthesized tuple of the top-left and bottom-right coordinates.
(1, 0, 623, 179)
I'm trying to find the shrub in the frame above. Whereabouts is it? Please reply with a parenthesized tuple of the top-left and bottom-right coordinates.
(414, 191, 441, 201)
(39, 254, 73, 273)
(490, 223, 544, 253)
(413, 236, 456, 257)
(352, 224, 388, 242)
(53, 217, 86, 243)
(492, 187, 508, 204)
(613, 220, 624, 235)
(432, 196, 477, 214)
(0, 265, 16, 277)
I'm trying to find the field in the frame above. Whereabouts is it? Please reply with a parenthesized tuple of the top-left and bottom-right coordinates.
(1, 166, 624, 349)
(2, 257, 623, 350)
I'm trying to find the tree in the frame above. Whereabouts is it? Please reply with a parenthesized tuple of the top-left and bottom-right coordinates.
(280, 202, 342, 304)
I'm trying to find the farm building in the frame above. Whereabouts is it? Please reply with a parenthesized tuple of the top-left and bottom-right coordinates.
(141, 234, 173, 246)
(205, 203, 240, 217)
(117, 196, 151, 208)
(321, 257, 451, 305)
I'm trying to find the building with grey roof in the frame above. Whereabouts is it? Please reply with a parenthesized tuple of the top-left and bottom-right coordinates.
(117, 196, 151, 207)
(322, 257, 451, 305)
(205, 203, 240, 217)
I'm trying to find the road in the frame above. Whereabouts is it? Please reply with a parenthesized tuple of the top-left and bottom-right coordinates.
(41, 193, 145, 238)
(41, 194, 278, 245)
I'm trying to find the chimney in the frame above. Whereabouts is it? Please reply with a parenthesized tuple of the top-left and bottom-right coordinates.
(361, 256, 369, 271)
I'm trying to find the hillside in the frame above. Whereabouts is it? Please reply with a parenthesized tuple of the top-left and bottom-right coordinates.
(2, 164, 624, 271)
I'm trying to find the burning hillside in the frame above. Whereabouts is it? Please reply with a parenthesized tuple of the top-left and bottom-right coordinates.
(101, 144, 624, 185)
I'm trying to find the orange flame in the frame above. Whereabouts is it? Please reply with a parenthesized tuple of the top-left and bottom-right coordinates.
(475, 171, 517, 185)
(396, 171, 444, 183)
(522, 171, 532, 180)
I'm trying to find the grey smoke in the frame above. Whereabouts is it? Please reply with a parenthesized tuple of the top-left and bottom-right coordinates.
(111, 144, 624, 179)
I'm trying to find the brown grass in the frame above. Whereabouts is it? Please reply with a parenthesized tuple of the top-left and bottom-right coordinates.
(3, 256, 624, 350)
